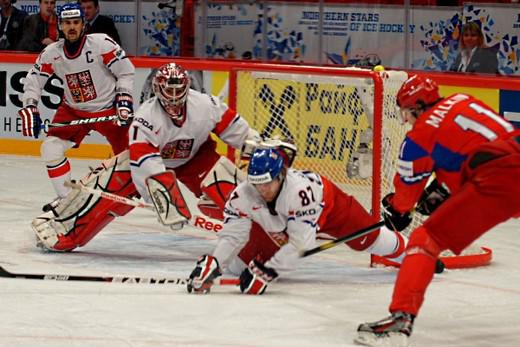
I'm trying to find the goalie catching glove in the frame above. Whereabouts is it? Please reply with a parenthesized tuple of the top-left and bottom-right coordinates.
(382, 193, 413, 232)
(187, 254, 222, 294)
(239, 259, 278, 295)
(146, 171, 191, 230)
(416, 179, 450, 216)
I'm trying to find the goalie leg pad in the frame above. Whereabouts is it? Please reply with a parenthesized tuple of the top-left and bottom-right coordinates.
(32, 150, 138, 251)
(198, 156, 246, 219)
(146, 171, 191, 227)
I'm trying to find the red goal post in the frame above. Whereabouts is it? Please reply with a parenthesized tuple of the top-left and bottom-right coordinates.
(228, 64, 491, 269)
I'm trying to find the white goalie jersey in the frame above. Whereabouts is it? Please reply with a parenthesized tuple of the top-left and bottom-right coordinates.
(22, 33, 134, 110)
(213, 169, 325, 274)
(129, 89, 252, 201)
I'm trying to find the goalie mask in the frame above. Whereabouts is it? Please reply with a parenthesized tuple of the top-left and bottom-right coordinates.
(153, 63, 191, 123)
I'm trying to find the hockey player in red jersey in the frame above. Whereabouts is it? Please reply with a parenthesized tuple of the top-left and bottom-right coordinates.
(355, 74, 520, 347)
(187, 144, 408, 295)
(18, 3, 135, 211)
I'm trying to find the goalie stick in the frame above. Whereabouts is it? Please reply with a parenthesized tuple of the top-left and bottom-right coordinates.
(0, 265, 239, 285)
(64, 181, 223, 231)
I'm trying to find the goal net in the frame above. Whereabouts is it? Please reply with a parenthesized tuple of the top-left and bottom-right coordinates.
(229, 64, 491, 269)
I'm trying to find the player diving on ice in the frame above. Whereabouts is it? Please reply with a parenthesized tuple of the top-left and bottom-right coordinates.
(31, 62, 261, 252)
(187, 144, 408, 295)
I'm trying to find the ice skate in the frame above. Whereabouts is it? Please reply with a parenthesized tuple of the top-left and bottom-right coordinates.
(354, 311, 414, 347)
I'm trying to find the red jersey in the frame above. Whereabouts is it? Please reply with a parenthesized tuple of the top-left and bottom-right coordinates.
(391, 93, 515, 213)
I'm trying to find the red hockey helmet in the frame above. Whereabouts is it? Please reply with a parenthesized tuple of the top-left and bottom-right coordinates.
(152, 63, 190, 121)
(396, 74, 440, 110)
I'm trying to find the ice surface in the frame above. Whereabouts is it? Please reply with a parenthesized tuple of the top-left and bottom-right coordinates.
(0, 155, 519, 347)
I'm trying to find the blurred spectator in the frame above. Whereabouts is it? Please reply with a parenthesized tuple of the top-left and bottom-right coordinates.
(17, 0, 58, 52)
(0, 0, 27, 50)
(79, 0, 121, 45)
(450, 22, 499, 74)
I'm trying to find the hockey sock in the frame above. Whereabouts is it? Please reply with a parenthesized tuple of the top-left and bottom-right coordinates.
(46, 158, 72, 198)
(389, 227, 440, 316)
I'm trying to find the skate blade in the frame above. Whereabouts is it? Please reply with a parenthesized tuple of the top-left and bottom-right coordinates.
(354, 331, 409, 347)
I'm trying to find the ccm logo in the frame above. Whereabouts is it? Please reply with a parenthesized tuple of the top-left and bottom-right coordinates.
(193, 216, 223, 232)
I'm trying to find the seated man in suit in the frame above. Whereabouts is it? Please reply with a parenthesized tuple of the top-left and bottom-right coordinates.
(449, 21, 499, 74)
(79, 0, 121, 45)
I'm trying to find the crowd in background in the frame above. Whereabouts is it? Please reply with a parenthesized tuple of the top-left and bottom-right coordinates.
(1, 0, 516, 75)
(0, 0, 120, 52)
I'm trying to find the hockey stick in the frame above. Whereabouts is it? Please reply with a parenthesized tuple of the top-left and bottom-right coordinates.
(300, 221, 385, 257)
(41, 115, 133, 129)
(63, 181, 224, 232)
(0, 265, 239, 285)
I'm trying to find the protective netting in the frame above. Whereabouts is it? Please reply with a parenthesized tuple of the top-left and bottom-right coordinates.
(233, 66, 490, 268)
(234, 67, 408, 217)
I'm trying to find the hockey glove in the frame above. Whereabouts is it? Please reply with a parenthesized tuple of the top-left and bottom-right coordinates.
(115, 93, 133, 126)
(416, 179, 450, 216)
(239, 259, 278, 295)
(187, 254, 222, 294)
(382, 193, 412, 231)
(18, 106, 42, 138)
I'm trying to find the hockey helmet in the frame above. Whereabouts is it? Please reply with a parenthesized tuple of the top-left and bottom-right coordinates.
(396, 74, 440, 110)
(247, 148, 285, 185)
(59, 3, 85, 22)
(152, 63, 191, 122)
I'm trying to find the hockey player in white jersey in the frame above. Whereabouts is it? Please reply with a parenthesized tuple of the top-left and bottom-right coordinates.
(129, 62, 260, 225)
(187, 145, 408, 295)
(30, 62, 258, 252)
(18, 2, 135, 211)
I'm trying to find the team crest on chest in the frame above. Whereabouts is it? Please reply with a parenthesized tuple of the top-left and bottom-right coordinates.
(66, 70, 97, 103)
(161, 139, 194, 159)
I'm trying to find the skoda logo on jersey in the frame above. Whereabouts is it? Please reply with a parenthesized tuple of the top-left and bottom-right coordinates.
(135, 117, 153, 131)
(296, 208, 317, 217)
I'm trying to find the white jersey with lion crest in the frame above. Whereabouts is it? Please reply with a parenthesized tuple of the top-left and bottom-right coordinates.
(213, 169, 326, 273)
(23, 33, 134, 110)
(129, 89, 251, 201)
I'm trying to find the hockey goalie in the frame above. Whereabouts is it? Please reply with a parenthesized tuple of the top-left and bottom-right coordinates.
(31, 62, 262, 252)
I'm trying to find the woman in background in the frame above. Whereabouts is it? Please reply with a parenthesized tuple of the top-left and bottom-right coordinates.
(450, 21, 499, 74)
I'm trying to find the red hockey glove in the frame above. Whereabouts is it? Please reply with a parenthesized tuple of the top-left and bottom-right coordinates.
(115, 93, 133, 126)
(187, 254, 222, 294)
(382, 193, 412, 231)
(18, 106, 42, 138)
(239, 259, 278, 295)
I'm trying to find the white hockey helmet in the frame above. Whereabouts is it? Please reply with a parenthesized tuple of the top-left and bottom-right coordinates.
(152, 63, 191, 122)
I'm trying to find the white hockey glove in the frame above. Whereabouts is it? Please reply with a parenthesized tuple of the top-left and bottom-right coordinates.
(187, 254, 222, 294)
(347, 143, 373, 179)
(146, 171, 191, 230)
(240, 128, 262, 159)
